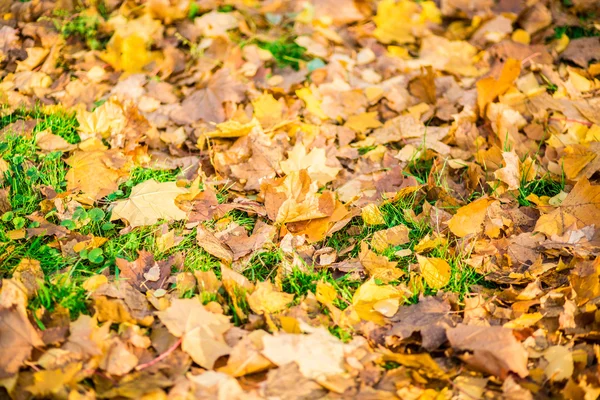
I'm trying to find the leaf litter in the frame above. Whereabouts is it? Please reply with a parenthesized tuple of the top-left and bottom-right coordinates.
(1, 0, 600, 398)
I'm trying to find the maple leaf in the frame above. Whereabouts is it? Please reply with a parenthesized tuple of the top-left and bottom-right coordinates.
(535, 178, 600, 236)
(280, 144, 340, 186)
(371, 224, 410, 252)
(447, 324, 529, 379)
(252, 93, 284, 129)
(359, 242, 403, 284)
(247, 281, 294, 315)
(388, 296, 455, 351)
(174, 68, 245, 124)
(110, 180, 189, 228)
(156, 298, 232, 369)
(116, 250, 172, 293)
(373, 0, 441, 44)
(0, 304, 44, 378)
(65, 148, 129, 202)
(261, 170, 335, 224)
(261, 327, 350, 379)
(476, 58, 521, 113)
(196, 225, 233, 264)
(447, 197, 495, 238)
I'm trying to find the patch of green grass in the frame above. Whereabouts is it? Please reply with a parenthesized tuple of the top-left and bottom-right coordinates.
(53, 12, 106, 50)
(0, 106, 80, 144)
(244, 250, 282, 281)
(29, 275, 89, 321)
(550, 25, 600, 41)
(328, 326, 353, 343)
(257, 38, 309, 71)
(280, 267, 362, 309)
(516, 176, 564, 207)
(405, 156, 434, 185)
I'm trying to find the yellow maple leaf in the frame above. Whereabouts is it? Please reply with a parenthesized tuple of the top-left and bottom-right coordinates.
(344, 112, 382, 134)
(280, 144, 340, 186)
(262, 170, 335, 224)
(359, 242, 403, 283)
(252, 93, 284, 129)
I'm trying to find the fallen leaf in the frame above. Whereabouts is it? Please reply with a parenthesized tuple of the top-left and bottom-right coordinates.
(65, 148, 128, 201)
(374, 0, 441, 44)
(388, 296, 455, 350)
(0, 303, 44, 378)
(110, 180, 189, 228)
(447, 324, 529, 378)
(196, 225, 233, 264)
(417, 255, 451, 290)
(476, 58, 521, 113)
(261, 326, 350, 379)
(261, 170, 335, 224)
(116, 251, 171, 293)
(351, 277, 405, 325)
(448, 198, 495, 238)
(543, 345, 574, 382)
(247, 281, 294, 315)
(280, 144, 340, 186)
(535, 178, 600, 236)
(359, 243, 403, 283)
(156, 298, 232, 369)
(371, 224, 410, 252)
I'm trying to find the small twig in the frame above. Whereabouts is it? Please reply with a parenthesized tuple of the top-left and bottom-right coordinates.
(135, 337, 182, 371)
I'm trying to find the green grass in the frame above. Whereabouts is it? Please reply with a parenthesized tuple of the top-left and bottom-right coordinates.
(516, 176, 564, 207)
(324, 192, 485, 300)
(244, 250, 282, 281)
(30, 275, 89, 323)
(257, 38, 309, 71)
(550, 25, 600, 40)
(52, 12, 106, 50)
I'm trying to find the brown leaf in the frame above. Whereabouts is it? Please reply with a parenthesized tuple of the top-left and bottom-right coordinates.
(535, 178, 600, 236)
(173, 68, 245, 124)
(116, 251, 172, 293)
(0, 304, 44, 378)
(196, 225, 233, 264)
(447, 324, 529, 378)
(561, 37, 600, 67)
(388, 296, 455, 351)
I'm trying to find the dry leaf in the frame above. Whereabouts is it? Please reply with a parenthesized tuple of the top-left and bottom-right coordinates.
(110, 180, 189, 228)
(417, 255, 451, 290)
(448, 198, 495, 238)
(156, 298, 232, 369)
(447, 324, 529, 378)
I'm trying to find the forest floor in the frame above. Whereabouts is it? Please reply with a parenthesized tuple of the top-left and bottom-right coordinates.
(1, 0, 600, 398)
